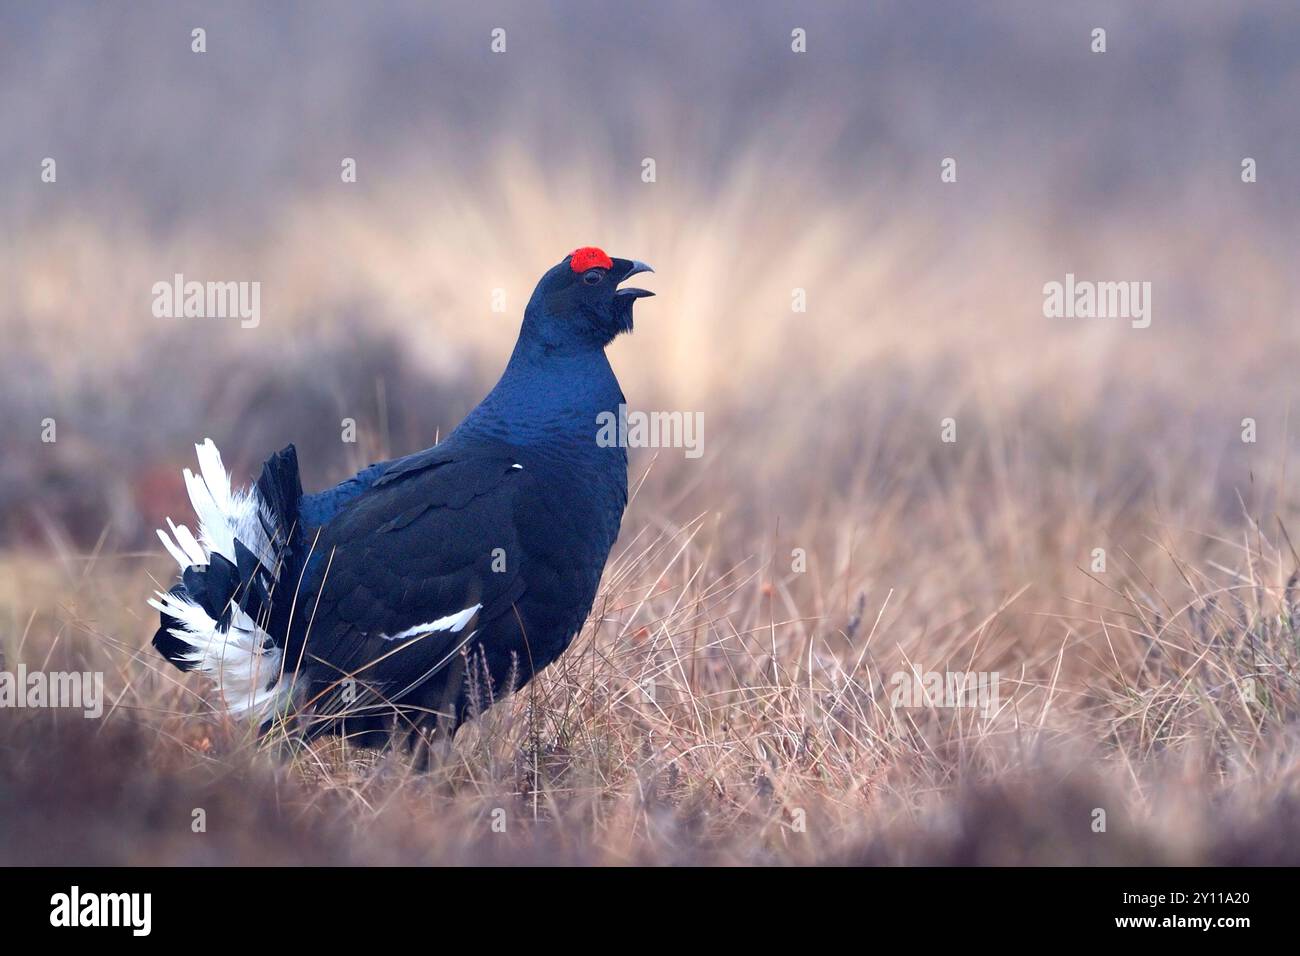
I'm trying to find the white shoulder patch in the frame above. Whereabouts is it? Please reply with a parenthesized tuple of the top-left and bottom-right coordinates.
(380, 603, 483, 642)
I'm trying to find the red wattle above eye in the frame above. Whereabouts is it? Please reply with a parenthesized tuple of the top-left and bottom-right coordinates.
(569, 247, 613, 273)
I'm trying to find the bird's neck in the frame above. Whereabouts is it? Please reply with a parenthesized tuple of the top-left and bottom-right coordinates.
(454, 339, 625, 452)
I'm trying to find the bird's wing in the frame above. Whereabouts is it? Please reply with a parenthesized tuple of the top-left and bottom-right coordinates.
(296, 433, 509, 527)
(284, 442, 535, 718)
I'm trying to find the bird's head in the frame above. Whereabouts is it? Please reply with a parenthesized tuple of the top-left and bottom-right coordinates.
(521, 247, 654, 352)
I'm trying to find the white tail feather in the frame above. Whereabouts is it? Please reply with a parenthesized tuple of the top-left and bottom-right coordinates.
(166, 517, 206, 567)
(149, 590, 290, 717)
(154, 438, 289, 721)
(156, 527, 191, 569)
(170, 439, 276, 568)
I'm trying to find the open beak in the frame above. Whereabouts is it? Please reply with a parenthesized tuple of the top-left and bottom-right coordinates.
(611, 259, 655, 299)
(608, 258, 653, 336)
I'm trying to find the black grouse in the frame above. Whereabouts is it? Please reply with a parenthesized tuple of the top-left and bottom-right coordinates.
(150, 247, 654, 745)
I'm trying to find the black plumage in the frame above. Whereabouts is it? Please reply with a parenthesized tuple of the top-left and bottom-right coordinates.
(150, 249, 653, 747)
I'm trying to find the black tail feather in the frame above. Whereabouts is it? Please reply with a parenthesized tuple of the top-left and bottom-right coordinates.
(152, 585, 199, 671)
(256, 444, 304, 552)
(182, 553, 238, 623)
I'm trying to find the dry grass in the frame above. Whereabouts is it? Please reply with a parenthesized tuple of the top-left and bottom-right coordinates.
(3, 433, 1300, 864)
(3, 1, 1300, 865)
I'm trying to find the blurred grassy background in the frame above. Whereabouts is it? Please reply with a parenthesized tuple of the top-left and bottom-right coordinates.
(3, 1, 1298, 547)
(2, 1, 1300, 863)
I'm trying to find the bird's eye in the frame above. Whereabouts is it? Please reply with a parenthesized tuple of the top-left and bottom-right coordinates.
(582, 269, 604, 285)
